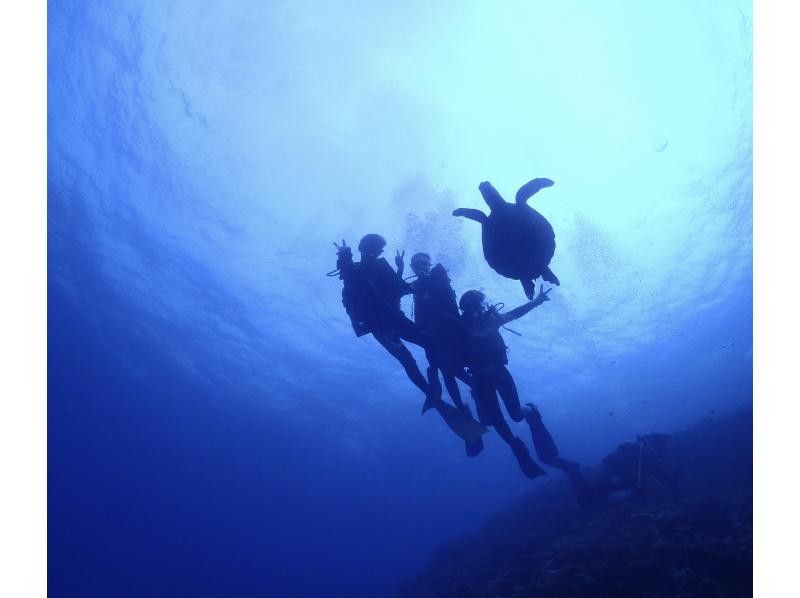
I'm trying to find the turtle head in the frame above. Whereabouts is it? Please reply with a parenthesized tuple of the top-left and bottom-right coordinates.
(478, 181, 505, 210)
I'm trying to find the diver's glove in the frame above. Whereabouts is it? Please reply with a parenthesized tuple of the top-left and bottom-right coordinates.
(532, 286, 552, 307)
(333, 239, 353, 268)
(394, 249, 405, 273)
(333, 239, 351, 255)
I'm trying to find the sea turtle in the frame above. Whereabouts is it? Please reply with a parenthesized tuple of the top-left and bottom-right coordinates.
(453, 178, 560, 299)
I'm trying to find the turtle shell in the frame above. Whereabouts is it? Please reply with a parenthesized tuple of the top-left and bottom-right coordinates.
(482, 202, 555, 280)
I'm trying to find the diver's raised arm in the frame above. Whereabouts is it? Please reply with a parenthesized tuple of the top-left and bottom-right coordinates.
(500, 287, 551, 324)
(334, 239, 354, 273)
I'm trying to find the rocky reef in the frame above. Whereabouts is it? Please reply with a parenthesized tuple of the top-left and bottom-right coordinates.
(398, 409, 752, 597)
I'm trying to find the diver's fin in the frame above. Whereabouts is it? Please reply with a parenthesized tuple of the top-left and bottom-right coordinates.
(461, 404, 485, 457)
(433, 400, 489, 442)
(524, 403, 560, 461)
(515, 178, 554, 204)
(466, 437, 484, 457)
(521, 278, 535, 300)
(510, 437, 546, 479)
(525, 404, 590, 505)
(541, 266, 560, 286)
(452, 208, 488, 224)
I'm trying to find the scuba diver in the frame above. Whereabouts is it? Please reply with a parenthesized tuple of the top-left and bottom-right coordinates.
(459, 288, 585, 493)
(332, 235, 489, 445)
(334, 234, 430, 396)
(407, 252, 470, 407)
(406, 252, 483, 457)
(584, 433, 681, 504)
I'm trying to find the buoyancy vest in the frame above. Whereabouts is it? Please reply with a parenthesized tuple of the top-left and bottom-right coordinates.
(338, 250, 408, 337)
(461, 308, 509, 369)
(410, 264, 460, 333)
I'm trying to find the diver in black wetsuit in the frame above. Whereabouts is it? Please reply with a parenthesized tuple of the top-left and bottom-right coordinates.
(334, 234, 430, 396)
(586, 433, 680, 504)
(407, 253, 470, 406)
(459, 289, 585, 491)
(407, 252, 483, 456)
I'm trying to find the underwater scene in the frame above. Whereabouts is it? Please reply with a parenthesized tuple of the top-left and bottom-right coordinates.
(48, 1, 752, 596)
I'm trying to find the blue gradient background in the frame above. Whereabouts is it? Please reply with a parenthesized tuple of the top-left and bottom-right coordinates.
(48, 1, 752, 596)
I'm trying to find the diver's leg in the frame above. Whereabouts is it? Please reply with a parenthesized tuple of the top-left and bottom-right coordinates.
(496, 367, 576, 466)
(495, 419, 546, 480)
(373, 331, 429, 395)
(443, 367, 483, 455)
(428, 366, 442, 399)
(425, 365, 443, 403)
(471, 373, 498, 427)
(394, 314, 429, 349)
(422, 347, 443, 401)
(454, 367, 473, 388)
(474, 373, 543, 479)
(495, 367, 574, 467)
(522, 402, 560, 462)
(496, 367, 525, 422)
(442, 370, 466, 409)
(523, 403, 589, 505)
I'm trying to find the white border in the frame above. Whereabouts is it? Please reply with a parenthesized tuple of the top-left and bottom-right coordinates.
(0, 1, 46, 596)
(3, 1, 794, 596)
(753, 1, 800, 596)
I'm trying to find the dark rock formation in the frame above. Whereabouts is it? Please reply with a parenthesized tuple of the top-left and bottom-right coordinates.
(398, 409, 752, 597)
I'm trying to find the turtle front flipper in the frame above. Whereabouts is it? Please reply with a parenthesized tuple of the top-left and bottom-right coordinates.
(515, 178, 555, 204)
(478, 181, 506, 211)
(453, 208, 488, 224)
(541, 266, 560, 286)
(521, 278, 536, 300)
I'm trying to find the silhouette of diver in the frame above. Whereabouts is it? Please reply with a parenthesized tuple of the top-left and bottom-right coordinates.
(584, 433, 680, 505)
(459, 288, 585, 492)
(407, 252, 484, 457)
(334, 234, 431, 396)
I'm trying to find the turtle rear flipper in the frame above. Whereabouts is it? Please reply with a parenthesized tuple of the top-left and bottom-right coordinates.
(521, 278, 536, 299)
(516, 178, 555, 204)
(541, 266, 560, 286)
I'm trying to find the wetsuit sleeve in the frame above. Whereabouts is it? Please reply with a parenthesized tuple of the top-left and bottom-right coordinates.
(499, 301, 539, 325)
(430, 263, 449, 283)
(377, 258, 413, 297)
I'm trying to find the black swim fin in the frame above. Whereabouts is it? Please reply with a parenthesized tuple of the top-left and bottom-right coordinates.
(510, 437, 546, 480)
(525, 403, 559, 461)
(461, 404, 484, 457)
(466, 438, 484, 457)
(423, 396, 489, 443)
(525, 404, 590, 505)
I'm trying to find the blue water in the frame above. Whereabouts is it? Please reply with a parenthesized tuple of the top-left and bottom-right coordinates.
(48, 1, 752, 596)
